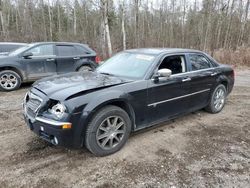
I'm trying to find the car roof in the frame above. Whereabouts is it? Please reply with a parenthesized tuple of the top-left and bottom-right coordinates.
(29, 42, 95, 53)
(30, 42, 88, 46)
(0, 42, 27, 45)
(125, 48, 203, 55)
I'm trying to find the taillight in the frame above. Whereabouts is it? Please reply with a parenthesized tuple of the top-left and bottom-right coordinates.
(95, 56, 101, 64)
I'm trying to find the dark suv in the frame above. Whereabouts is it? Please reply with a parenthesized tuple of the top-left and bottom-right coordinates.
(0, 42, 100, 91)
(0, 42, 27, 56)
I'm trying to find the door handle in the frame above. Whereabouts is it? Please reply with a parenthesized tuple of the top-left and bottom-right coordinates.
(182, 77, 191, 82)
(73, 57, 80, 60)
(46, 58, 55, 62)
(210, 72, 218, 76)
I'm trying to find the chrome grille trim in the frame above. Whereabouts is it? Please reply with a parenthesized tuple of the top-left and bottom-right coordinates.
(27, 92, 43, 113)
(24, 91, 43, 119)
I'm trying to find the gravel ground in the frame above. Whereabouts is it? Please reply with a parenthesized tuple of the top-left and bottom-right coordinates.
(0, 69, 249, 188)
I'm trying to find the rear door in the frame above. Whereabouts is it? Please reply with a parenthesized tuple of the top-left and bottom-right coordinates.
(55, 45, 76, 73)
(55, 44, 96, 74)
(185, 53, 218, 110)
(21, 44, 56, 80)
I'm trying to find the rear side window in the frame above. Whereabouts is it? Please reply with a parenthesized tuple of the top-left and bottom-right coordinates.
(75, 45, 90, 55)
(56, 45, 76, 56)
(189, 54, 213, 71)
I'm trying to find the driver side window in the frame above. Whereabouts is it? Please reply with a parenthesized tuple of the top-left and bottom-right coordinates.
(158, 55, 186, 75)
(26, 44, 54, 56)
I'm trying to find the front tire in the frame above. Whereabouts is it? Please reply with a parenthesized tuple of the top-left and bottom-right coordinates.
(205, 84, 227, 113)
(0, 70, 21, 91)
(85, 105, 131, 156)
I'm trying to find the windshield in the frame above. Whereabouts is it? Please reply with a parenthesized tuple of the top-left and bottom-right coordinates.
(8, 44, 34, 56)
(96, 52, 156, 79)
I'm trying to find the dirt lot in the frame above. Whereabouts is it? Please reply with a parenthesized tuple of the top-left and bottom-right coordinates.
(0, 69, 249, 188)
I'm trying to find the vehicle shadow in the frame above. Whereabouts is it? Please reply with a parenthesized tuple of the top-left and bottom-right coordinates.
(24, 110, 206, 159)
(21, 82, 33, 89)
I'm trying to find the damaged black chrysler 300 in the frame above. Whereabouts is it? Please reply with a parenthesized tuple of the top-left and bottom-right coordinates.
(23, 48, 234, 156)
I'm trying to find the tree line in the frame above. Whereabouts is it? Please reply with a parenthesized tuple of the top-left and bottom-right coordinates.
(0, 0, 249, 58)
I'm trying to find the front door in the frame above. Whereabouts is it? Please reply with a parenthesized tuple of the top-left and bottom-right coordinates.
(21, 44, 56, 80)
(146, 54, 191, 126)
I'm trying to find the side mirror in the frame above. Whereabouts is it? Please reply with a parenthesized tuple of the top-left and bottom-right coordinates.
(157, 69, 172, 78)
(23, 52, 33, 58)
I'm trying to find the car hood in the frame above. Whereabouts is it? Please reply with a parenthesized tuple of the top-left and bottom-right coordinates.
(0, 55, 17, 63)
(33, 72, 130, 101)
(0, 53, 9, 56)
(0, 55, 11, 59)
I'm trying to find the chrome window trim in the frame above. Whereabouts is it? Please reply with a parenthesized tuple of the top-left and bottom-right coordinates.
(148, 88, 210, 107)
(150, 65, 216, 80)
(150, 67, 216, 81)
(150, 53, 188, 79)
(170, 67, 216, 78)
(29, 55, 56, 58)
(35, 116, 71, 126)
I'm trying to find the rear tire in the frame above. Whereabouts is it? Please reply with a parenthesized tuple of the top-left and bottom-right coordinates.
(85, 105, 131, 156)
(0, 70, 21, 91)
(78, 65, 92, 72)
(205, 84, 227, 113)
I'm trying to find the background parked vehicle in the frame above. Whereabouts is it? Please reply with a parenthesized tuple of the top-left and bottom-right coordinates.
(0, 42, 27, 56)
(0, 42, 100, 91)
(23, 48, 234, 156)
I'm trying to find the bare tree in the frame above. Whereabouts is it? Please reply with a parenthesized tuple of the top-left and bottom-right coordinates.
(134, 0, 140, 47)
(224, 0, 236, 49)
(121, 0, 126, 50)
(237, 0, 250, 46)
(57, 1, 61, 40)
(73, 0, 77, 36)
(203, 0, 214, 51)
(47, 0, 52, 41)
(0, 0, 5, 39)
(101, 0, 112, 57)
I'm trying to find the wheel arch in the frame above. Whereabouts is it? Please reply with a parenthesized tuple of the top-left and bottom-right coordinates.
(75, 89, 136, 147)
(216, 75, 229, 92)
(76, 60, 97, 71)
(220, 80, 228, 91)
(85, 99, 136, 131)
(0, 66, 24, 81)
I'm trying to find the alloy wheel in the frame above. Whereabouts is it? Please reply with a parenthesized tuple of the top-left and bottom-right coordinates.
(213, 88, 225, 111)
(0, 73, 18, 90)
(96, 116, 126, 150)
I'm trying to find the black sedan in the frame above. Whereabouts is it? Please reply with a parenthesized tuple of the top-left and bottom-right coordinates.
(23, 48, 234, 156)
(0, 42, 100, 91)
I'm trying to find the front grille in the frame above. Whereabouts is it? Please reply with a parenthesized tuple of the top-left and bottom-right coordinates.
(24, 92, 43, 119)
(27, 98, 41, 112)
